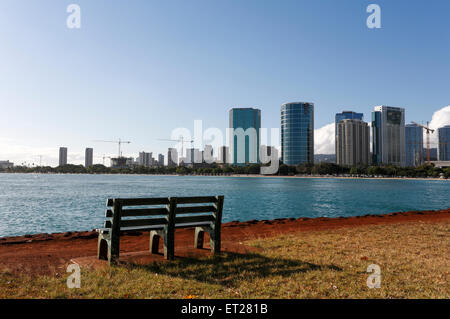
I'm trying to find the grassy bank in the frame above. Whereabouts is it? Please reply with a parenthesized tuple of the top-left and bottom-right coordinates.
(0, 221, 448, 299)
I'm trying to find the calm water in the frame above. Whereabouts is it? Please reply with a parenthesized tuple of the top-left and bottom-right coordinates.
(0, 173, 449, 237)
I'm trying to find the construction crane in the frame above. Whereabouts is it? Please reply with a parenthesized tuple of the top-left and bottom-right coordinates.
(411, 121, 435, 165)
(93, 139, 131, 158)
(158, 137, 194, 158)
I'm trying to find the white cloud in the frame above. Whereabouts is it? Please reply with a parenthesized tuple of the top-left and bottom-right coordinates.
(427, 105, 450, 146)
(314, 122, 335, 154)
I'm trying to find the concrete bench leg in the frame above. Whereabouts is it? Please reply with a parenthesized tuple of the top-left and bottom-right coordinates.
(150, 231, 161, 254)
(97, 237, 109, 260)
(195, 227, 205, 249)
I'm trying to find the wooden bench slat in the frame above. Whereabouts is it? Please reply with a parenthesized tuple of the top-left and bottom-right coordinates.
(175, 215, 215, 224)
(120, 218, 168, 228)
(176, 196, 218, 204)
(107, 197, 170, 207)
(176, 205, 217, 214)
(121, 208, 168, 217)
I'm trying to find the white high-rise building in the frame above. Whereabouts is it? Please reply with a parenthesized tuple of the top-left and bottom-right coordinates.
(138, 152, 153, 167)
(372, 106, 406, 167)
(186, 148, 201, 164)
(203, 145, 214, 163)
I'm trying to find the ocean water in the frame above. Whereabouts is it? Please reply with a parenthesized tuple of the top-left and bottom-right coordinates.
(0, 173, 448, 237)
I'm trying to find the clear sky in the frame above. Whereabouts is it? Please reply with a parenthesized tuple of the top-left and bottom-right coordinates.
(0, 0, 449, 166)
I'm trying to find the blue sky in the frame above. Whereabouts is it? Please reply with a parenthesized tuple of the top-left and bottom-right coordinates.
(0, 0, 449, 165)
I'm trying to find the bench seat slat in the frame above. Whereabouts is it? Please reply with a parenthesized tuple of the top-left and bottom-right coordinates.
(98, 221, 213, 234)
(176, 205, 217, 214)
(107, 197, 170, 207)
(175, 215, 215, 224)
(121, 208, 168, 217)
(176, 196, 218, 204)
(120, 218, 168, 228)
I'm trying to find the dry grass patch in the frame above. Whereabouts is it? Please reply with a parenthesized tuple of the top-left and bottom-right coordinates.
(0, 221, 448, 298)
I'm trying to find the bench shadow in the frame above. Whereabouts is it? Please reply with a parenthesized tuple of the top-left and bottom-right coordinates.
(125, 252, 342, 287)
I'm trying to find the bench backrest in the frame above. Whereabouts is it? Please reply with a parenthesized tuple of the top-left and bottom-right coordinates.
(104, 196, 224, 233)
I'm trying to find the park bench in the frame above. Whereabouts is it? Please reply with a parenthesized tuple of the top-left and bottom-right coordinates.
(96, 196, 224, 265)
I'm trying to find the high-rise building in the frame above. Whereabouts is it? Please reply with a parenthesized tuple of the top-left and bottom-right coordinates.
(203, 145, 214, 163)
(281, 102, 314, 165)
(371, 106, 406, 167)
(186, 148, 201, 164)
(218, 146, 230, 164)
(138, 152, 153, 167)
(335, 111, 364, 155)
(168, 148, 178, 167)
(85, 148, 93, 167)
(437, 125, 450, 161)
(405, 124, 423, 167)
(229, 108, 261, 165)
(336, 119, 370, 166)
(59, 147, 68, 166)
(158, 154, 165, 166)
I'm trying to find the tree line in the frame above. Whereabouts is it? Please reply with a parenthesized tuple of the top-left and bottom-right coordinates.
(1, 162, 449, 178)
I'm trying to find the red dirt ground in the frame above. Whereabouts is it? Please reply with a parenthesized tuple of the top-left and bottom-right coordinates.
(0, 209, 448, 276)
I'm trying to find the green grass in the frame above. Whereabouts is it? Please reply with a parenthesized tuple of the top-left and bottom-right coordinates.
(0, 221, 448, 298)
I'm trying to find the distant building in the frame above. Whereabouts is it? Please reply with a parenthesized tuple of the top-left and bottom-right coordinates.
(229, 107, 261, 165)
(405, 124, 423, 167)
(336, 119, 370, 166)
(168, 148, 178, 167)
(203, 145, 214, 163)
(158, 154, 165, 166)
(335, 111, 364, 155)
(138, 152, 153, 167)
(372, 106, 406, 167)
(218, 146, 230, 164)
(281, 102, 314, 165)
(186, 148, 202, 164)
(85, 148, 93, 167)
(110, 157, 133, 168)
(59, 147, 68, 166)
(0, 160, 14, 169)
(437, 125, 450, 161)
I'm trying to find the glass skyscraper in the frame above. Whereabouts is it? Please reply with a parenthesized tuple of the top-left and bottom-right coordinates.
(229, 108, 261, 165)
(405, 124, 423, 167)
(281, 102, 314, 165)
(335, 111, 364, 155)
(438, 125, 450, 161)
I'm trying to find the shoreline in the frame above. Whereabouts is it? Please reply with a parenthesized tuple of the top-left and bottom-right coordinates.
(0, 171, 448, 181)
(0, 208, 448, 276)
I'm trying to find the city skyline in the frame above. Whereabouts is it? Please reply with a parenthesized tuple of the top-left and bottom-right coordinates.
(2, 103, 450, 167)
(1, 1, 450, 166)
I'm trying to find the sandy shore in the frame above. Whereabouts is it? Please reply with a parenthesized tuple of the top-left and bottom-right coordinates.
(0, 208, 448, 276)
(1, 172, 448, 181)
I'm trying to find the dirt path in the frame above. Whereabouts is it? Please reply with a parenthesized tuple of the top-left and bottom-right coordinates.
(0, 209, 448, 276)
